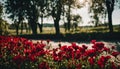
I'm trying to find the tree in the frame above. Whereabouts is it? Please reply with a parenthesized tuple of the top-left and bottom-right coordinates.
(62, 0, 83, 32)
(71, 14, 82, 31)
(4, 0, 41, 35)
(105, 0, 114, 33)
(89, 0, 119, 33)
(4, 0, 49, 35)
(4, 0, 25, 35)
(26, 1, 39, 35)
(37, 0, 47, 33)
(0, 2, 9, 35)
(47, 0, 63, 35)
(0, 2, 3, 35)
(67, 0, 72, 31)
(46, 0, 83, 34)
(89, 0, 106, 27)
(0, 2, 2, 17)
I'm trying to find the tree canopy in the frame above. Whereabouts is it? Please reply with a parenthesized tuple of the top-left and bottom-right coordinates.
(0, 2, 3, 18)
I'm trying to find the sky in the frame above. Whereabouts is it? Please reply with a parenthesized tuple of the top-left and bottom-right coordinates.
(41, 3, 120, 26)
(73, 4, 120, 26)
(0, 0, 120, 26)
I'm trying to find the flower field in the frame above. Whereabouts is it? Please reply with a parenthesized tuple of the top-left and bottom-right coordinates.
(0, 36, 120, 69)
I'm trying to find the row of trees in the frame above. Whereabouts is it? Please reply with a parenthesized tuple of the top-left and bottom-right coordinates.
(2, 0, 120, 35)
(3, 0, 82, 35)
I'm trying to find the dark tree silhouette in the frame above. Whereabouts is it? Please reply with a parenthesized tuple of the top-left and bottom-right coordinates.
(106, 0, 114, 33)
(0, 3, 3, 35)
(4, 0, 40, 35)
(71, 15, 82, 31)
(4, 0, 25, 35)
(62, 0, 83, 32)
(37, 0, 47, 33)
(67, 1, 71, 31)
(89, 0, 119, 33)
(27, 4, 39, 35)
(47, 0, 63, 35)
(89, 0, 106, 27)
(0, 3, 2, 16)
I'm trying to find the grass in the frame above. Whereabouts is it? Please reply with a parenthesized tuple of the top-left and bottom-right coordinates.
(7, 25, 120, 35)
(4, 25, 120, 41)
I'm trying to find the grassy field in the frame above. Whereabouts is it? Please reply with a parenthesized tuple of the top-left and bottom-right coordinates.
(7, 25, 120, 35)
(5, 25, 119, 41)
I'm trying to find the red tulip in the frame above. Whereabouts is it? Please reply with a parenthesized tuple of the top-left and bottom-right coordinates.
(82, 45, 88, 49)
(111, 51, 120, 57)
(97, 56, 111, 68)
(111, 46, 116, 49)
(103, 47, 110, 52)
(13, 55, 25, 65)
(38, 62, 50, 69)
(85, 49, 97, 57)
(76, 63, 82, 69)
(91, 40, 96, 44)
(111, 62, 117, 69)
(92, 42, 104, 51)
(28, 55, 37, 62)
(88, 57, 95, 65)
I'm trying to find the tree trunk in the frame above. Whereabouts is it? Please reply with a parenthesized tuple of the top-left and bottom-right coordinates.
(54, 20, 60, 35)
(51, 1, 62, 35)
(40, 14, 43, 33)
(64, 23, 67, 32)
(31, 23, 37, 35)
(27, 22, 31, 34)
(38, 23, 43, 33)
(16, 22, 20, 35)
(108, 11, 113, 33)
(29, 20, 37, 35)
(0, 23, 3, 35)
(25, 23, 28, 33)
(95, 14, 99, 27)
(16, 25, 19, 35)
(106, 0, 114, 33)
(20, 22, 23, 34)
(67, 3, 71, 31)
(0, 21, 2, 35)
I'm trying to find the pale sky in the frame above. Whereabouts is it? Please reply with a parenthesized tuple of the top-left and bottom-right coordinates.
(74, 4, 120, 26)
(42, 3, 120, 26)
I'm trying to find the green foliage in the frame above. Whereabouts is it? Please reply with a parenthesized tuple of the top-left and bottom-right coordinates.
(0, 2, 3, 18)
(88, 0, 120, 32)
(88, 0, 106, 27)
